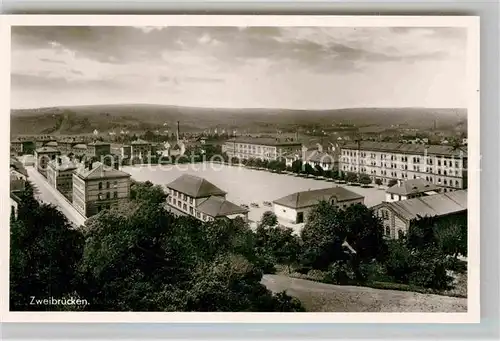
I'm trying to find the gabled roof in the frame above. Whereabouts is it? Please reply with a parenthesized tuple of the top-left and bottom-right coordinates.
(35, 146, 60, 153)
(131, 139, 150, 145)
(386, 179, 442, 196)
(166, 174, 226, 198)
(273, 187, 364, 209)
(374, 189, 467, 222)
(196, 196, 248, 217)
(74, 162, 131, 180)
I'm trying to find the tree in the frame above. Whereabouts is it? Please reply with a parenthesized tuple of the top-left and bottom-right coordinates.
(10, 197, 84, 311)
(433, 215, 467, 259)
(303, 163, 315, 175)
(374, 178, 383, 186)
(255, 225, 301, 273)
(78, 201, 303, 311)
(345, 172, 358, 183)
(259, 211, 278, 228)
(291, 160, 303, 174)
(388, 179, 398, 187)
(130, 180, 167, 205)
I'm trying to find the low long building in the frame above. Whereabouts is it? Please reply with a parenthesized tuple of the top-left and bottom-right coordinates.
(340, 141, 467, 191)
(165, 174, 248, 222)
(72, 161, 131, 217)
(273, 187, 365, 224)
(222, 137, 302, 161)
(372, 189, 467, 239)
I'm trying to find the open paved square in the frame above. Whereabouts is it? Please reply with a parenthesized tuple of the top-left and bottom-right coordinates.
(123, 163, 386, 229)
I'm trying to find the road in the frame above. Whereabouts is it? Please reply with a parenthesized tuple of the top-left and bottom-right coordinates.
(261, 274, 467, 312)
(27, 166, 87, 227)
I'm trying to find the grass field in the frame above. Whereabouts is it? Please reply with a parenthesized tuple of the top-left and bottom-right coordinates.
(122, 162, 386, 229)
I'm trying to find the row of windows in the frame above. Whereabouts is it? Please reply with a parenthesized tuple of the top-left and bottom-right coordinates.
(98, 181, 118, 190)
(169, 197, 213, 221)
(342, 157, 462, 169)
(169, 189, 194, 204)
(342, 163, 461, 176)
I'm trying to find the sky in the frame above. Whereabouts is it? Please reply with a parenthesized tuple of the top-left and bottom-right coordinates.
(11, 26, 467, 110)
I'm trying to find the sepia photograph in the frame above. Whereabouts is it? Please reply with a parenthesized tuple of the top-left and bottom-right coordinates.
(2, 15, 480, 323)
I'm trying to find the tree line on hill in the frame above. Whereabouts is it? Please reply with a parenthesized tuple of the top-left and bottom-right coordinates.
(10, 180, 467, 311)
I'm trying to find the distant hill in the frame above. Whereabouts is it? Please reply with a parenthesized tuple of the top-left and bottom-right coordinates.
(10, 104, 467, 136)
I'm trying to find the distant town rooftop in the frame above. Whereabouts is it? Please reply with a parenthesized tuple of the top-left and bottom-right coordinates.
(226, 136, 302, 147)
(273, 187, 364, 209)
(131, 139, 150, 145)
(342, 141, 467, 157)
(386, 178, 442, 196)
(35, 146, 60, 153)
(88, 141, 111, 146)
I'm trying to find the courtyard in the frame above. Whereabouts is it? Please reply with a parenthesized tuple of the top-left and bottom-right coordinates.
(122, 163, 386, 231)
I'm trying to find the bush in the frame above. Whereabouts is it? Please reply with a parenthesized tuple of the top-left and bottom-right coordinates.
(325, 261, 356, 285)
(388, 179, 398, 187)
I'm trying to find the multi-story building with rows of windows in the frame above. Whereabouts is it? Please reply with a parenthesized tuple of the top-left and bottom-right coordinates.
(340, 141, 467, 192)
(222, 137, 302, 161)
(165, 174, 248, 222)
(72, 161, 131, 218)
(46, 156, 78, 201)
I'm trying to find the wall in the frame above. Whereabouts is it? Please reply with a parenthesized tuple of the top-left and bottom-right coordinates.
(72, 175, 87, 217)
(273, 203, 299, 223)
(84, 176, 131, 216)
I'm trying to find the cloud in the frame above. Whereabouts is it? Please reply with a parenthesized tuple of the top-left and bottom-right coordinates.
(10, 26, 467, 109)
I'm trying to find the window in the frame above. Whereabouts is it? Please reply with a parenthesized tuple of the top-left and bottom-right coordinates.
(444, 179, 448, 185)
(189, 197, 193, 204)
(189, 207, 194, 214)
(173, 199, 176, 205)
(98, 182, 103, 190)
(106, 192, 110, 199)
(183, 194, 187, 201)
(438, 160, 441, 166)
(98, 192, 103, 200)
(390, 194, 394, 200)
(183, 203, 187, 210)
(106, 182, 110, 189)
(113, 181, 118, 188)
(385, 227, 390, 236)
(455, 180, 459, 187)
(444, 170, 447, 176)
(113, 191, 118, 199)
